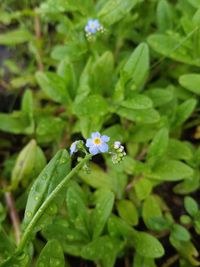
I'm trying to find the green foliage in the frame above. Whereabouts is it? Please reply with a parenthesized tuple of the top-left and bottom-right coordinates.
(1, 0, 200, 266)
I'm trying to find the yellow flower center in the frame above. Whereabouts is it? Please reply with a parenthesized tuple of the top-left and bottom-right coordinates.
(94, 138, 101, 145)
(90, 23, 95, 29)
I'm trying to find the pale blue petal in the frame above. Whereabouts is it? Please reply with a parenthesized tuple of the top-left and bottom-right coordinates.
(91, 28, 97, 33)
(99, 143, 108, 153)
(89, 146, 99, 155)
(70, 142, 77, 155)
(85, 25, 90, 32)
(101, 135, 110, 142)
(92, 132, 100, 139)
(86, 138, 93, 147)
(88, 19, 94, 25)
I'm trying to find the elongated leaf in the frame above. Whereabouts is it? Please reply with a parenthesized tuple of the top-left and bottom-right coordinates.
(173, 99, 197, 127)
(147, 128, 169, 165)
(81, 235, 123, 263)
(156, 0, 173, 32)
(179, 73, 200, 95)
(66, 183, 89, 235)
(36, 71, 71, 104)
(148, 34, 200, 66)
(36, 240, 64, 267)
(11, 140, 45, 190)
(151, 160, 194, 181)
(117, 199, 138, 226)
(23, 149, 71, 228)
(120, 95, 153, 110)
(92, 189, 114, 238)
(133, 232, 164, 258)
(78, 164, 114, 190)
(42, 218, 88, 243)
(122, 43, 149, 92)
(98, 0, 137, 25)
(0, 28, 32, 45)
(0, 112, 28, 134)
(116, 107, 160, 124)
(142, 195, 162, 229)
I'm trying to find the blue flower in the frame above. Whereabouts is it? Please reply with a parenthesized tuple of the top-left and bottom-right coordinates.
(85, 19, 102, 35)
(70, 141, 78, 156)
(86, 132, 110, 155)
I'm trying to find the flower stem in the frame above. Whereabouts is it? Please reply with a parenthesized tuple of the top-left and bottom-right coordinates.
(16, 154, 92, 255)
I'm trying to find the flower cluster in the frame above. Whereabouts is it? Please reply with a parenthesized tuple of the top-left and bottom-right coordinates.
(111, 141, 126, 164)
(69, 132, 126, 164)
(84, 19, 104, 39)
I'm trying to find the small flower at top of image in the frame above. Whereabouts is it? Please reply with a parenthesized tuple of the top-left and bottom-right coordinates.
(84, 18, 104, 39)
(86, 132, 110, 155)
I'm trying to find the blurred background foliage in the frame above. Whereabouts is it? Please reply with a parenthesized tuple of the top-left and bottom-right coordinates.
(1, 0, 200, 266)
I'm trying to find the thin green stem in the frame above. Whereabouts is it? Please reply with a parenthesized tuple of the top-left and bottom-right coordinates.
(16, 154, 92, 255)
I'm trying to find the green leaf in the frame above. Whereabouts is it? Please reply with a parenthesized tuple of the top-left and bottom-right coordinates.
(35, 71, 71, 104)
(0, 253, 30, 267)
(148, 34, 200, 66)
(117, 199, 138, 226)
(116, 107, 160, 124)
(98, 0, 137, 25)
(74, 94, 108, 117)
(0, 112, 28, 134)
(0, 229, 16, 262)
(0, 28, 32, 45)
(184, 196, 198, 217)
(75, 58, 92, 104)
(57, 59, 76, 99)
(42, 218, 88, 243)
(133, 232, 164, 258)
(66, 182, 89, 235)
(171, 224, 191, 241)
(146, 87, 174, 107)
(133, 253, 156, 267)
(173, 99, 197, 127)
(142, 195, 162, 229)
(179, 73, 200, 95)
(122, 43, 149, 90)
(151, 160, 194, 181)
(92, 51, 114, 95)
(156, 0, 173, 32)
(23, 149, 71, 229)
(36, 240, 64, 267)
(81, 235, 123, 264)
(78, 164, 114, 190)
(147, 128, 169, 165)
(11, 140, 46, 190)
(167, 139, 192, 160)
(36, 116, 65, 144)
(134, 178, 152, 201)
(120, 94, 153, 110)
(92, 189, 114, 239)
(21, 90, 34, 134)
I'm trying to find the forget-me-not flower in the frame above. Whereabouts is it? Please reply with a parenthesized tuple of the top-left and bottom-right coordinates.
(86, 132, 110, 155)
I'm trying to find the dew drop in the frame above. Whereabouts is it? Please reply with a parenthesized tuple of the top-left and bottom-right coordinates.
(34, 195, 39, 201)
(55, 259, 61, 266)
(26, 211, 32, 217)
(60, 158, 66, 164)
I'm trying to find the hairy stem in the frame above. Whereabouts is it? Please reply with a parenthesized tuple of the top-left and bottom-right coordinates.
(16, 154, 92, 254)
